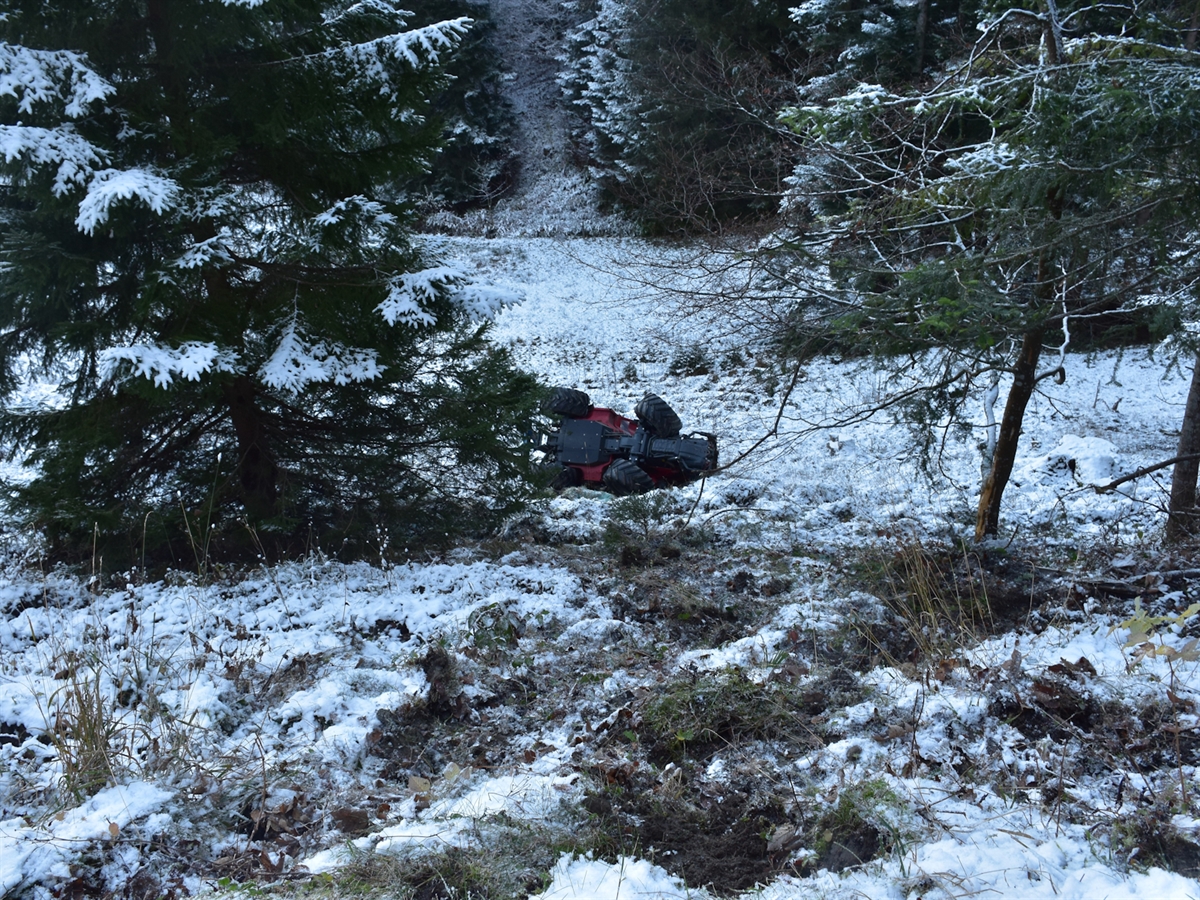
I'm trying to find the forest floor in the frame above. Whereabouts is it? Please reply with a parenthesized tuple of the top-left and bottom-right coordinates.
(2, 238, 1200, 899)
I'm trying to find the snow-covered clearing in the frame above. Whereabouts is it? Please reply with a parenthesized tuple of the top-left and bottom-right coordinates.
(2, 237, 1200, 899)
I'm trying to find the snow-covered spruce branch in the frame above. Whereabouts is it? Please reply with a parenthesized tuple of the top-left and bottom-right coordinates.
(251, 18, 472, 72)
(0, 43, 112, 116)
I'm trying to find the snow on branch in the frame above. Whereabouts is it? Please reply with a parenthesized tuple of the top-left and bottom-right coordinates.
(0, 43, 113, 117)
(322, 18, 472, 73)
(377, 266, 522, 327)
(100, 342, 240, 389)
(75, 167, 180, 234)
(172, 230, 235, 270)
(379, 269, 445, 327)
(314, 195, 395, 228)
(453, 281, 524, 321)
(0, 124, 105, 195)
(259, 320, 383, 392)
(944, 142, 1022, 177)
(321, 1, 415, 27)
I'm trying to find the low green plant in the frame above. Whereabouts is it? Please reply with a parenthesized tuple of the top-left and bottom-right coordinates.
(639, 668, 813, 763)
(214, 877, 266, 896)
(1103, 797, 1200, 875)
(467, 602, 524, 654)
(1111, 600, 1200, 806)
(804, 777, 907, 874)
(1113, 599, 1200, 670)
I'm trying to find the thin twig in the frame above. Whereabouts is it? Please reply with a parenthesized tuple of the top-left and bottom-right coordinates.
(1095, 453, 1200, 494)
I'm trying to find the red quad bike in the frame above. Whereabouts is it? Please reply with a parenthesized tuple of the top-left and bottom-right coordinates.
(539, 387, 718, 495)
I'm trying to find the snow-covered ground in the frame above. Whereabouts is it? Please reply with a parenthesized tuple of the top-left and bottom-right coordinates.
(2, 237, 1200, 899)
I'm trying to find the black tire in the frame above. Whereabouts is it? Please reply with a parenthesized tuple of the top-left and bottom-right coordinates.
(544, 387, 592, 418)
(602, 458, 655, 496)
(551, 466, 584, 491)
(634, 392, 682, 438)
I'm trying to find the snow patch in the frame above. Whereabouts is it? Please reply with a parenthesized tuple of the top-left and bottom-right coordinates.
(530, 854, 701, 900)
(0, 784, 171, 896)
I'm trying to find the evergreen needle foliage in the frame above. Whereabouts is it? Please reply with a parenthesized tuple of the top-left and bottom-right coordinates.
(0, 1, 541, 567)
(771, 0, 1200, 537)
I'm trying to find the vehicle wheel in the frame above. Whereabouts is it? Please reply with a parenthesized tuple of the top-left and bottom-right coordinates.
(634, 392, 682, 438)
(544, 387, 592, 418)
(602, 459, 655, 496)
(551, 466, 584, 491)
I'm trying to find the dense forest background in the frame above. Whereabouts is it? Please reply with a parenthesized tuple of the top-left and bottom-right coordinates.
(7, 0, 1200, 559)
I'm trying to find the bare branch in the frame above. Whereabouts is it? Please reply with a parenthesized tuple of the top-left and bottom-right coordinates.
(1096, 454, 1200, 494)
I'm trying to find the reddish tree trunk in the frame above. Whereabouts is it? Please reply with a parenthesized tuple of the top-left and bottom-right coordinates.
(976, 328, 1044, 540)
(1168, 355, 1200, 541)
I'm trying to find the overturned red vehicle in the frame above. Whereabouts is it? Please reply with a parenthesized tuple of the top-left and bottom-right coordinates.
(538, 387, 718, 494)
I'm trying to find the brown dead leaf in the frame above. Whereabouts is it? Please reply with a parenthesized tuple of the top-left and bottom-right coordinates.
(872, 722, 914, 743)
(1168, 689, 1197, 712)
(1047, 657, 1097, 679)
(933, 658, 962, 682)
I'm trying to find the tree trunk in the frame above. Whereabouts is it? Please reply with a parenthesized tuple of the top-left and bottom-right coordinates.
(224, 375, 279, 521)
(975, 328, 1044, 540)
(1168, 354, 1200, 541)
(1041, 0, 1065, 64)
(914, 0, 930, 75)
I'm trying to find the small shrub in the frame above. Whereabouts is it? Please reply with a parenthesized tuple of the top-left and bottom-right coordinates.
(606, 492, 681, 541)
(39, 625, 226, 802)
(668, 344, 713, 377)
(50, 661, 119, 799)
(467, 603, 524, 654)
(337, 819, 588, 898)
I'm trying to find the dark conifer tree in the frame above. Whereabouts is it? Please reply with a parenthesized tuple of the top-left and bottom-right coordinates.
(408, 0, 516, 208)
(561, 0, 803, 233)
(0, 0, 539, 566)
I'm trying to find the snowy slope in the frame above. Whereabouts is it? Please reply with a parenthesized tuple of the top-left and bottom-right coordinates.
(423, 0, 630, 237)
(1, 235, 1199, 899)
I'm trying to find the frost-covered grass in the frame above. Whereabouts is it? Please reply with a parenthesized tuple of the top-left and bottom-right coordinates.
(2, 237, 1200, 899)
